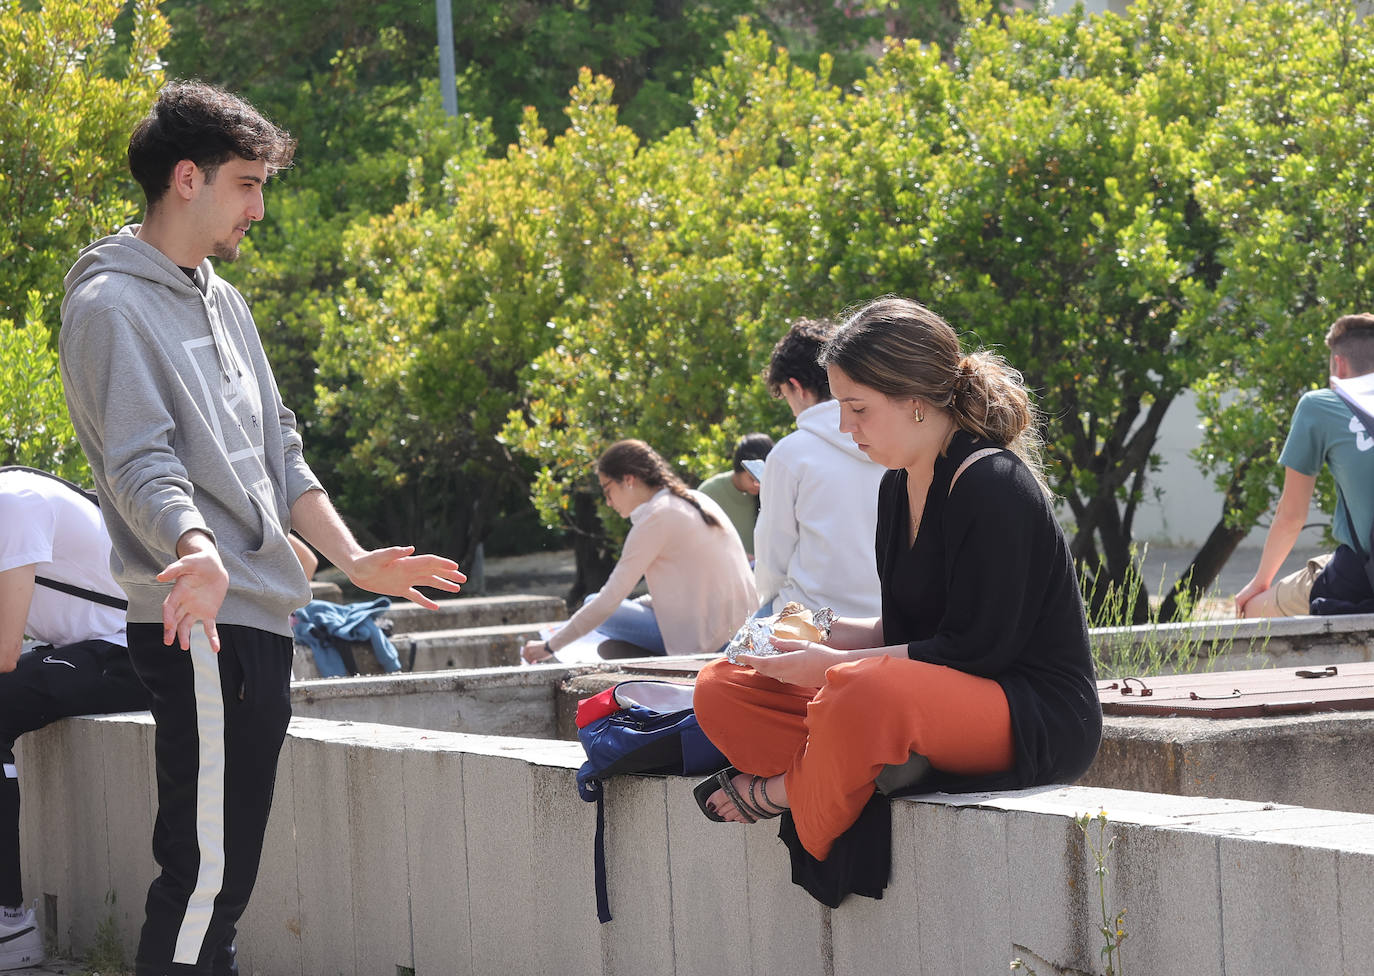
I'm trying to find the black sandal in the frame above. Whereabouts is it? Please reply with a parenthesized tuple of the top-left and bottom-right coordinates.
(693, 767, 787, 823)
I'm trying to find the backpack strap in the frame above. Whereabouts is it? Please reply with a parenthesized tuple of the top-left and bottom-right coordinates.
(1337, 504, 1366, 559)
(33, 576, 128, 611)
(1335, 502, 1374, 595)
(949, 448, 1004, 495)
(591, 783, 611, 923)
(1, 467, 126, 610)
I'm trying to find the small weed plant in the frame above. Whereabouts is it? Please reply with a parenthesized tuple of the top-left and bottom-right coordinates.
(1009, 810, 1128, 976)
(1082, 547, 1228, 679)
(1080, 810, 1128, 975)
(75, 889, 130, 976)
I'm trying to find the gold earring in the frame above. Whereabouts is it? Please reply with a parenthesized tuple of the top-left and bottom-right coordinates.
(914, 406, 924, 423)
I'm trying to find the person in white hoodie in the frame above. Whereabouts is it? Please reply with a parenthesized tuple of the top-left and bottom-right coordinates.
(59, 82, 466, 976)
(754, 318, 886, 618)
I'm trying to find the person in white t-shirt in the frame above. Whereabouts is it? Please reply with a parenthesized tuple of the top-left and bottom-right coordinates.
(0, 467, 150, 972)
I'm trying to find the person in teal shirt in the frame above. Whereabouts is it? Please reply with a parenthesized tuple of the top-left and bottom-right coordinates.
(1236, 313, 1374, 616)
(698, 433, 773, 561)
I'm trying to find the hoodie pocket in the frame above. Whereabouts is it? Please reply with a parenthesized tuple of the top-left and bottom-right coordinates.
(236, 478, 280, 586)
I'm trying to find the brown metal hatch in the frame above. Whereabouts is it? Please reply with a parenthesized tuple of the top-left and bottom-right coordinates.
(1098, 661, 1374, 717)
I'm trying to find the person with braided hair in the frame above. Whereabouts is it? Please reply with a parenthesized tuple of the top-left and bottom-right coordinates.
(522, 440, 757, 662)
(693, 296, 1101, 905)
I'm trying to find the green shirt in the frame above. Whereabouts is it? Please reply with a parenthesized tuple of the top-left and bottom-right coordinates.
(698, 471, 759, 555)
(1280, 388, 1374, 551)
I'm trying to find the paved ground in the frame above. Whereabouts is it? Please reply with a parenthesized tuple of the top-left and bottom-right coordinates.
(8, 958, 99, 976)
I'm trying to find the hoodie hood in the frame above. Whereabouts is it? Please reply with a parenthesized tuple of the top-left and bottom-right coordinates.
(62, 226, 249, 384)
(796, 398, 870, 462)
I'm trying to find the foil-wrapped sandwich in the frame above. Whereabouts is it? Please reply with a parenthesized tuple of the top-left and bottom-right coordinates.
(724, 602, 836, 664)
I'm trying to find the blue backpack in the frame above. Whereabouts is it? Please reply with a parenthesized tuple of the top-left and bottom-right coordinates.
(575, 679, 727, 922)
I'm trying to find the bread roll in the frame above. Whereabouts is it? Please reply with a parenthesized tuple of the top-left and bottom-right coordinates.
(773, 602, 821, 642)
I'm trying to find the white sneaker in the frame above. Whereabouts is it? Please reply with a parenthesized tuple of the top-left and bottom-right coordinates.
(0, 907, 43, 972)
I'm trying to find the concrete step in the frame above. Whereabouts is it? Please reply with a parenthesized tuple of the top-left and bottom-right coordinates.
(309, 578, 343, 603)
(379, 594, 567, 634)
(293, 620, 559, 680)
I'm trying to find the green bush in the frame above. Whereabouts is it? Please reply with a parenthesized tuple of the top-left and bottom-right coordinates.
(0, 0, 166, 476)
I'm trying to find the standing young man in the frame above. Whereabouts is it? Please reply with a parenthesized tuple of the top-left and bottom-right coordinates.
(59, 82, 466, 976)
(1235, 314, 1374, 617)
(754, 319, 886, 618)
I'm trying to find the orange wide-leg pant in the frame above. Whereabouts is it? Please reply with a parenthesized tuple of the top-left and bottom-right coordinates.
(693, 654, 1015, 861)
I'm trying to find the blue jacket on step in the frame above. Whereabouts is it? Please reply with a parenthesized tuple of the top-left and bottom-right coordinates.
(291, 598, 400, 677)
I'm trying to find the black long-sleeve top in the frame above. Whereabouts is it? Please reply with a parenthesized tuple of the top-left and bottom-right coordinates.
(876, 430, 1102, 791)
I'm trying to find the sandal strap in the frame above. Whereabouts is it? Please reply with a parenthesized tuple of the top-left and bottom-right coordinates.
(757, 775, 786, 815)
(741, 775, 784, 820)
(716, 771, 758, 824)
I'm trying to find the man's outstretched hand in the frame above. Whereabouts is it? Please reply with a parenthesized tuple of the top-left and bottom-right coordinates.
(159, 531, 229, 651)
(346, 547, 466, 610)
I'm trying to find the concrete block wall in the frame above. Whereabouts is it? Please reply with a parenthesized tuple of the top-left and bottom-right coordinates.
(1082, 708, 1374, 816)
(16, 712, 1374, 975)
(289, 664, 580, 738)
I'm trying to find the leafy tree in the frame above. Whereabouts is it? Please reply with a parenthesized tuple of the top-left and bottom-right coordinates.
(155, 0, 989, 152)
(232, 79, 491, 426)
(147, 0, 1005, 575)
(0, 0, 167, 322)
(500, 1, 1374, 607)
(0, 0, 166, 475)
(500, 30, 863, 591)
(0, 293, 86, 480)
(44, 0, 1363, 614)
(309, 73, 647, 574)
(910, 2, 1231, 616)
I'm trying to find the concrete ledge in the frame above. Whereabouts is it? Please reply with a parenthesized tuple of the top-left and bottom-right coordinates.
(1094, 612, 1374, 670)
(308, 579, 343, 603)
(17, 712, 1374, 975)
(288, 594, 569, 680)
(1081, 708, 1374, 815)
(293, 621, 562, 679)
(287, 653, 712, 741)
(283, 658, 1374, 822)
(381, 594, 567, 633)
(291, 662, 625, 738)
(395, 622, 548, 670)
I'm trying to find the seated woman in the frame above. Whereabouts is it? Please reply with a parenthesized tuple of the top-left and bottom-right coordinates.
(522, 440, 757, 662)
(693, 296, 1102, 871)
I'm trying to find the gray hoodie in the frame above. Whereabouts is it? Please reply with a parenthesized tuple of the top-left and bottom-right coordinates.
(60, 227, 317, 636)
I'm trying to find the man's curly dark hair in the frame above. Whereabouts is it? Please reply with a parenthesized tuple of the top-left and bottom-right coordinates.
(128, 81, 296, 207)
(765, 318, 839, 400)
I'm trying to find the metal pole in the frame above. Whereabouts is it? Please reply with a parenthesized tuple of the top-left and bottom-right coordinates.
(436, 0, 457, 116)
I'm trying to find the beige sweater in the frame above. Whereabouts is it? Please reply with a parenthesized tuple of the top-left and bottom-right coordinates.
(553, 489, 757, 655)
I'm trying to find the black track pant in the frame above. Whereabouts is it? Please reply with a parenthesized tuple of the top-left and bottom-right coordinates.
(127, 623, 292, 976)
(0, 638, 150, 907)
